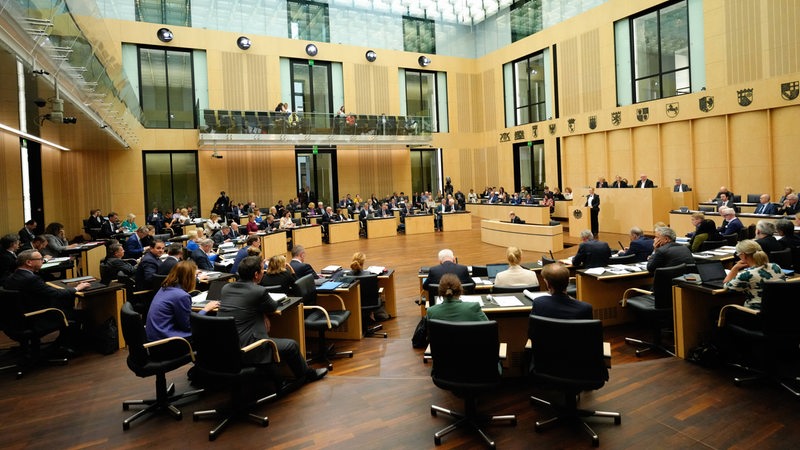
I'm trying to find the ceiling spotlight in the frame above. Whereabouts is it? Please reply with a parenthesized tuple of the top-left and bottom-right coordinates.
(365, 50, 377, 62)
(305, 43, 318, 57)
(237, 36, 251, 50)
(418, 55, 431, 67)
(157, 28, 174, 43)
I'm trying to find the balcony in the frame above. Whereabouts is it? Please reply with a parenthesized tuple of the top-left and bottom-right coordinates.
(197, 110, 434, 149)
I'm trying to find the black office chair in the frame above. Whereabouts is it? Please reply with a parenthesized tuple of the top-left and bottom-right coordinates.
(769, 247, 792, 270)
(698, 205, 715, 213)
(699, 239, 726, 251)
(349, 273, 387, 338)
(0, 288, 69, 379)
(528, 315, 621, 447)
(428, 319, 517, 447)
(611, 253, 638, 264)
(190, 312, 280, 440)
(621, 263, 691, 356)
(746, 194, 761, 203)
(120, 302, 203, 430)
(723, 233, 739, 246)
(150, 273, 168, 291)
(294, 274, 353, 370)
(492, 284, 539, 294)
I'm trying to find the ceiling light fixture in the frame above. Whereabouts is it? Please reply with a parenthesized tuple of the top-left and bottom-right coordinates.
(157, 28, 174, 43)
(237, 36, 251, 50)
(365, 50, 377, 62)
(305, 43, 318, 57)
(418, 55, 431, 67)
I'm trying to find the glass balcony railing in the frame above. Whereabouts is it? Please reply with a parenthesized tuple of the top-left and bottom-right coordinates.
(199, 109, 433, 137)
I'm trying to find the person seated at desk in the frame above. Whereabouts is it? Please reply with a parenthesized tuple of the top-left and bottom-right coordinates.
(260, 254, 296, 293)
(778, 193, 800, 216)
(212, 223, 238, 245)
(423, 248, 472, 289)
(99, 212, 122, 239)
(376, 203, 393, 218)
(260, 214, 279, 232)
(776, 219, 800, 249)
(204, 213, 222, 236)
(723, 240, 785, 310)
(508, 211, 525, 224)
(218, 256, 327, 388)
(121, 213, 138, 233)
(42, 222, 77, 258)
(647, 227, 695, 273)
(563, 187, 574, 200)
(158, 244, 184, 276)
(231, 235, 260, 276)
(531, 263, 592, 320)
(289, 245, 319, 280)
(0, 234, 20, 285)
(245, 213, 260, 235)
(494, 246, 539, 289)
(634, 174, 655, 188)
(673, 178, 690, 192)
(190, 239, 215, 271)
(717, 207, 744, 236)
(185, 229, 205, 252)
(135, 240, 165, 289)
(124, 227, 149, 259)
(716, 193, 737, 212)
(426, 274, 487, 321)
(146, 208, 164, 234)
(753, 194, 778, 215)
(689, 219, 723, 253)
(17, 219, 37, 252)
(279, 211, 296, 230)
(467, 189, 478, 203)
(618, 227, 655, 262)
(540, 186, 555, 213)
(610, 176, 626, 188)
(595, 176, 608, 188)
(754, 220, 783, 257)
(145, 260, 218, 342)
(572, 230, 612, 269)
(103, 243, 136, 281)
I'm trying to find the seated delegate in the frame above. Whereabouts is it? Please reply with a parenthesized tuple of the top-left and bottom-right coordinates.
(426, 274, 487, 322)
(493, 246, 539, 289)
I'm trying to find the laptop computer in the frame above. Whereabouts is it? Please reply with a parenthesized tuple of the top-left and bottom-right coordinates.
(485, 263, 509, 280)
(696, 262, 728, 289)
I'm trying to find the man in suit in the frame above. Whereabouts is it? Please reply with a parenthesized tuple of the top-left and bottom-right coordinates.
(146, 208, 164, 234)
(191, 239, 215, 271)
(218, 255, 327, 387)
(18, 220, 37, 251)
(102, 243, 136, 282)
(595, 177, 608, 188)
(1, 234, 20, 285)
(572, 230, 612, 269)
(99, 212, 121, 238)
(673, 178, 690, 192)
(231, 235, 260, 275)
(634, 174, 655, 188)
(135, 240, 165, 289)
(531, 263, 592, 320)
(618, 227, 654, 262)
(585, 188, 600, 235)
(423, 248, 472, 290)
(753, 194, 778, 215)
(716, 192, 737, 212)
(426, 274, 487, 322)
(212, 224, 238, 244)
(157, 244, 184, 275)
(776, 219, 800, 249)
(123, 227, 148, 259)
(289, 245, 319, 280)
(612, 175, 627, 188)
(646, 227, 694, 273)
(713, 186, 735, 201)
(509, 211, 525, 224)
(717, 207, 744, 236)
(754, 220, 783, 257)
(778, 193, 800, 216)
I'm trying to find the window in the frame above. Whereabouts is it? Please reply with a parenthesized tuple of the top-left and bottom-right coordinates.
(403, 16, 435, 54)
(287, 0, 330, 42)
(143, 151, 199, 214)
(512, 52, 547, 125)
(135, 0, 191, 26)
(138, 47, 196, 129)
(410, 149, 441, 196)
(510, 0, 543, 43)
(513, 142, 545, 194)
(404, 69, 446, 133)
(630, 0, 690, 103)
(290, 59, 333, 131)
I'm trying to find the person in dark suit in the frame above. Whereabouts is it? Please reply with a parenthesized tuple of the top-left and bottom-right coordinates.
(102, 243, 136, 282)
(717, 207, 744, 236)
(17, 220, 37, 251)
(289, 245, 319, 279)
(585, 187, 600, 235)
(218, 256, 327, 386)
(1, 234, 21, 285)
(753, 194, 778, 215)
(86, 209, 104, 234)
(191, 239, 215, 271)
(231, 235, 260, 275)
(611, 175, 627, 188)
(646, 227, 694, 273)
(123, 227, 147, 259)
(212, 224, 238, 244)
(595, 177, 608, 188)
(214, 191, 231, 218)
(776, 219, 800, 249)
(673, 178, 690, 192)
(778, 194, 800, 216)
(146, 208, 164, 234)
(754, 220, 784, 257)
(426, 274, 487, 322)
(422, 248, 472, 289)
(618, 227, 654, 262)
(509, 211, 525, 224)
(99, 212, 121, 238)
(572, 230, 612, 269)
(634, 174, 655, 188)
(135, 240, 165, 289)
(157, 244, 184, 275)
(531, 263, 592, 320)
(4, 250, 90, 315)
(715, 193, 737, 212)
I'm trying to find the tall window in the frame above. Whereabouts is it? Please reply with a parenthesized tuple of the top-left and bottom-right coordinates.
(510, 0, 543, 43)
(513, 52, 547, 125)
(287, 0, 330, 42)
(513, 142, 545, 194)
(143, 151, 199, 214)
(630, 0, 690, 102)
(405, 70, 442, 133)
(411, 149, 441, 196)
(290, 59, 332, 131)
(135, 0, 191, 26)
(403, 16, 435, 54)
(138, 47, 196, 129)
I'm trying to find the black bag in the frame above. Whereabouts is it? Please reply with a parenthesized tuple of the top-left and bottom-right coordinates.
(92, 317, 119, 355)
(687, 341, 720, 367)
(411, 317, 428, 349)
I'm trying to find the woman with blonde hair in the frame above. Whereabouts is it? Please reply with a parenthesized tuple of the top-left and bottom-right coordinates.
(204, 213, 222, 234)
(145, 260, 218, 341)
(723, 240, 785, 309)
(494, 246, 539, 288)
(349, 251, 366, 275)
(260, 254, 296, 293)
(121, 213, 138, 233)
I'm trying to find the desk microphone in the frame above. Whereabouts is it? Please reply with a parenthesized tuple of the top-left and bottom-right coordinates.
(549, 250, 555, 260)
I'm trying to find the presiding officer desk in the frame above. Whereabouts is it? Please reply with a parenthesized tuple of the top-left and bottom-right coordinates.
(480, 219, 563, 252)
(469, 203, 551, 225)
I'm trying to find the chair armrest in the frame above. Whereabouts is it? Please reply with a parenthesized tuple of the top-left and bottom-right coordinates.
(317, 292, 347, 310)
(499, 342, 507, 360)
(144, 336, 195, 362)
(24, 308, 68, 327)
(603, 342, 611, 368)
(717, 303, 759, 327)
(241, 338, 280, 363)
(620, 287, 652, 306)
(303, 305, 332, 328)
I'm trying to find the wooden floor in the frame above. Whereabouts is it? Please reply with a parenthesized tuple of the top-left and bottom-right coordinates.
(2, 218, 799, 449)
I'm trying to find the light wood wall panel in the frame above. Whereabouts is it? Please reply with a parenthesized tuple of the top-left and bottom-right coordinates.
(562, 135, 587, 191)
(771, 105, 800, 197)
(353, 64, 391, 114)
(456, 73, 472, 133)
(691, 116, 730, 202)
(482, 69, 497, 131)
(580, 29, 602, 112)
(631, 126, 661, 184)
(0, 134, 24, 233)
(725, 0, 763, 84)
(659, 121, 694, 188)
(559, 37, 580, 116)
(607, 129, 633, 182)
(766, 0, 800, 77)
(584, 133, 608, 182)
(729, 111, 771, 201)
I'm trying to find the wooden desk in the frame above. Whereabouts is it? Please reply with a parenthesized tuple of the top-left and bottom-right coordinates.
(317, 282, 363, 340)
(576, 268, 652, 326)
(292, 225, 322, 248)
(378, 269, 397, 318)
(442, 212, 472, 231)
(671, 191, 694, 211)
(469, 203, 551, 225)
(672, 282, 744, 359)
(50, 281, 127, 349)
(596, 187, 672, 235)
(268, 297, 306, 358)
(669, 210, 786, 237)
(69, 243, 105, 280)
(480, 220, 563, 252)
(260, 231, 288, 259)
(551, 200, 573, 219)
(40, 258, 76, 280)
(328, 220, 360, 243)
(366, 217, 397, 239)
(404, 213, 434, 235)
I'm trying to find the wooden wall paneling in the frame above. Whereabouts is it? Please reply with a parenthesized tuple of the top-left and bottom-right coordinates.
(473, 147, 488, 190)
(660, 121, 694, 190)
(770, 105, 800, 196)
(455, 73, 471, 133)
(559, 37, 580, 116)
(245, 54, 270, 110)
(459, 147, 472, 191)
(631, 126, 661, 185)
(766, 0, 800, 77)
(482, 69, 496, 131)
(561, 135, 586, 191)
(353, 64, 371, 113)
(728, 111, 771, 201)
(725, 0, 763, 84)
(584, 132, 608, 182)
(221, 52, 245, 110)
(691, 116, 730, 202)
(469, 73, 484, 133)
(0, 134, 24, 233)
(372, 65, 390, 114)
(606, 129, 632, 185)
(580, 29, 601, 112)
(485, 145, 499, 188)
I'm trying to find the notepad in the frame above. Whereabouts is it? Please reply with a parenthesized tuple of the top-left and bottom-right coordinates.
(318, 281, 342, 291)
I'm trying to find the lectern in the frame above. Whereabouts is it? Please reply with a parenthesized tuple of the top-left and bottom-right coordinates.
(569, 206, 590, 238)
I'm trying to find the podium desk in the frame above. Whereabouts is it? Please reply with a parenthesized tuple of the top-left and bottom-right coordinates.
(576, 267, 652, 326)
(268, 297, 306, 358)
(366, 217, 397, 239)
(442, 211, 472, 231)
(328, 220, 360, 244)
(292, 225, 322, 248)
(569, 206, 590, 238)
(480, 220, 563, 252)
(378, 269, 398, 318)
(596, 187, 672, 235)
(470, 203, 550, 225)
(64, 242, 105, 279)
(260, 231, 288, 259)
(317, 281, 363, 340)
(551, 200, 573, 219)
(673, 281, 744, 359)
(404, 213, 434, 235)
(49, 281, 126, 349)
(671, 191, 694, 211)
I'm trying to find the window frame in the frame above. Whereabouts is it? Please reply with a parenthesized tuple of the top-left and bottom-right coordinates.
(511, 51, 547, 126)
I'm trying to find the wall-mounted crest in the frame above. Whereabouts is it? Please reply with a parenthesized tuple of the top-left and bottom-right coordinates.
(500, 132, 510, 142)
(531, 125, 538, 138)
(611, 111, 621, 126)
(666, 102, 679, 118)
(567, 118, 575, 133)
(588, 116, 597, 130)
(636, 107, 649, 122)
(514, 130, 525, 140)
(548, 123, 556, 135)
(572, 209, 583, 219)
(737, 88, 753, 107)
(699, 96, 714, 112)
(781, 81, 798, 101)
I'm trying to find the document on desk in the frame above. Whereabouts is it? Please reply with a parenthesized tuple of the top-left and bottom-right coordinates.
(585, 267, 605, 275)
(367, 266, 386, 274)
(269, 293, 287, 301)
(49, 257, 71, 263)
(493, 295, 524, 307)
(192, 291, 209, 305)
(471, 277, 492, 285)
(524, 289, 550, 301)
(460, 295, 484, 306)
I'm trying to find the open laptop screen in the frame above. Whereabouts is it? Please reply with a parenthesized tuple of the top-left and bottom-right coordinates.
(486, 263, 509, 279)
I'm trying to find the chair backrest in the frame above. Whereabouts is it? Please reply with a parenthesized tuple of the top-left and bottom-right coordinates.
(492, 285, 538, 294)
(350, 273, 380, 309)
(294, 274, 317, 306)
(461, 282, 476, 294)
(733, 195, 742, 203)
(723, 233, 739, 246)
(150, 273, 168, 290)
(698, 205, 715, 212)
(747, 194, 761, 203)
(652, 263, 690, 309)
(612, 253, 638, 264)
(0, 288, 27, 334)
(190, 313, 245, 374)
(760, 281, 800, 340)
(428, 319, 500, 386)
(120, 301, 149, 367)
(769, 247, 792, 270)
(527, 315, 606, 388)
(426, 283, 440, 305)
(699, 239, 726, 251)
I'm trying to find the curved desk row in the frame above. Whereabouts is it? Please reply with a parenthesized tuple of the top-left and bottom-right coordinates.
(468, 203, 552, 225)
(668, 210, 791, 237)
(480, 220, 563, 252)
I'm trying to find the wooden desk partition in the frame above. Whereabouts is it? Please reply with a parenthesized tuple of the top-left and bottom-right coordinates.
(671, 191, 694, 211)
(292, 225, 322, 248)
(672, 283, 743, 359)
(576, 270, 651, 326)
(366, 217, 397, 238)
(480, 220, 563, 252)
(568, 206, 590, 238)
(469, 203, 550, 225)
(378, 270, 397, 318)
(404, 214, 434, 235)
(328, 220, 360, 243)
(551, 200, 573, 219)
(78, 243, 105, 279)
(596, 187, 672, 234)
(442, 212, 472, 231)
(260, 231, 287, 259)
(317, 283, 362, 340)
(269, 298, 306, 358)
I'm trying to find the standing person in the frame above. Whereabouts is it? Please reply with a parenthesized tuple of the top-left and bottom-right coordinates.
(585, 187, 600, 236)
(214, 191, 231, 219)
(494, 247, 539, 288)
(18, 220, 37, 251)
(531, 263, 592, 320)
(289, 245, 319, 280)
(426, 274, 487, 322)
